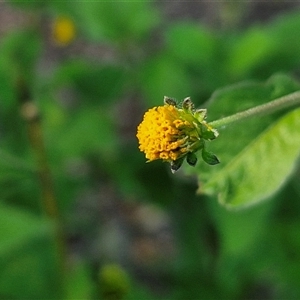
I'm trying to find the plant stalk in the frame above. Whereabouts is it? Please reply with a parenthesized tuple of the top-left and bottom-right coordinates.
(208, 90, 300, 129)
(17, 77, 66, 294)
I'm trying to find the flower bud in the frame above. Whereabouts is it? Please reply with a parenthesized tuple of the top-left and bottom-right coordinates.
(136, 96, 219, 172)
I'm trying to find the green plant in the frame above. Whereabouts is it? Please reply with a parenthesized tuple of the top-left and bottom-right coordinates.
(1, 2, 300, 299)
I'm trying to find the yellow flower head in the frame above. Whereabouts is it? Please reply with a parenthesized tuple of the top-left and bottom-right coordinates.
(52, 16, 76, 46)
(137, 97, 219, 172)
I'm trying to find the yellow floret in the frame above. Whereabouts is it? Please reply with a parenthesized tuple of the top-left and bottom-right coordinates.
(137, 97, 219, 170)
(136, 105, 191, 162)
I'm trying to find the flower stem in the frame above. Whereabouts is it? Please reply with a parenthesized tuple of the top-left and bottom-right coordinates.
(17, 76, 66, 295)
(208, 90, 300, 129)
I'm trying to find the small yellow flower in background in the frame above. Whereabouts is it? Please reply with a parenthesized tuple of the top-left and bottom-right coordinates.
(137, 97, 220, 172)
(52, 16, 76, 46)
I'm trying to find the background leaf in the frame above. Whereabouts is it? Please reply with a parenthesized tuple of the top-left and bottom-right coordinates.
(0, 203, 61, 299)
(49, 60, 127, 105)
(52, 1, 160, 44)
(139, 54, 192, 106)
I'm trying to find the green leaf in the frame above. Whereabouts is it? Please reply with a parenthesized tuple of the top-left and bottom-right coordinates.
(226, 26, 274, 78)
(0, 61, 17, 111)
(66, 262, 93, 300)
(49, 107, 117, 158)
(164, 22, 224, 96)
(0, 29, 41, 114)
(206, 195, 275, 257)
(59, 1, 160, 43)
(0, 29, 41, 82)
(201, 108, 300, 208)
(262, 12, 300, 73)
(186, 74, 300, 176)
(139, 54, 192, 106)
(49, 60, 127, 104)
(0, 150, 41, 211)
(8, 0, 46, 10)
(183, 74, 300, 208)
(0, 203, 62, 299)
(165, 22, 217, 68)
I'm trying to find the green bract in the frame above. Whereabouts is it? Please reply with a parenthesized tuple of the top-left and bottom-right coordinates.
(163, 96, 220, 172)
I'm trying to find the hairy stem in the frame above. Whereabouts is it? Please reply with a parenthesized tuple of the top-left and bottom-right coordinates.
(208, 90, 300, 129)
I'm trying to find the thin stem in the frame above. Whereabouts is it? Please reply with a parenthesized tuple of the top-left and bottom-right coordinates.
(17, 77, 66, 295)
(208, 90, 300, 129)
(23, 104, 61, 219)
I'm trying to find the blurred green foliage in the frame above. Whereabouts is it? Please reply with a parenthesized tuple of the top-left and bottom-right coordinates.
(1, 1, 300, 299)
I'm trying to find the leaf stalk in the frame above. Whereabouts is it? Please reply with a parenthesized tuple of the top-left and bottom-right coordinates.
(208, 90, 300, 129)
